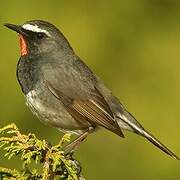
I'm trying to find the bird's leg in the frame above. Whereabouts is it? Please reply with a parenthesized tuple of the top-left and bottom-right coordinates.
(64, 127, 94, 154)
(64, 131, 89, 154)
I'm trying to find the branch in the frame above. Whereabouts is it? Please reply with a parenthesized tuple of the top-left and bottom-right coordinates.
(0, 123, 85, 180)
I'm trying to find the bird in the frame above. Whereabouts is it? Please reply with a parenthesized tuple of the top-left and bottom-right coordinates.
(4, 20, 179, 160)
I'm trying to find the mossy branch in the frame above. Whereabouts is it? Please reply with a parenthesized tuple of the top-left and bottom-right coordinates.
(0, 123, 85, 180)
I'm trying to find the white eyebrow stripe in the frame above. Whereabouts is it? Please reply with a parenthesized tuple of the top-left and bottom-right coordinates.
(22, 24, 51, 36)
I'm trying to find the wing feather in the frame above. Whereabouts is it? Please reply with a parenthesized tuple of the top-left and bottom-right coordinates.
(45, 80, 124, 137)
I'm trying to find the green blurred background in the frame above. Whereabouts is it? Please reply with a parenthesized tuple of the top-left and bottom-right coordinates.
(0, 0, 180, 179)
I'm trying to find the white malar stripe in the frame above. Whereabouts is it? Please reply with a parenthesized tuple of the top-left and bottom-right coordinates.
(22, 24, 51, 36)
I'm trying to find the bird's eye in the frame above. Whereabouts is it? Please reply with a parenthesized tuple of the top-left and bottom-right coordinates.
(36, 32, 45, 39)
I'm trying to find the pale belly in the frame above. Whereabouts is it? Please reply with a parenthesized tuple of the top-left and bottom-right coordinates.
(25, 89, 90, 134)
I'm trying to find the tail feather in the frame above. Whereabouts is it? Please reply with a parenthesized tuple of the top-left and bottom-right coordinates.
(141, 129, 179, 160)
(117, 111, 179, 160)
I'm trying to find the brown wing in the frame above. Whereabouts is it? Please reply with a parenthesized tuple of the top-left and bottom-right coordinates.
(44, 80, 124, 137)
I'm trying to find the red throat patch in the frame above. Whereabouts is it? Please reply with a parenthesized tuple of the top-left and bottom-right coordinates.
(19, 35, 28, 56)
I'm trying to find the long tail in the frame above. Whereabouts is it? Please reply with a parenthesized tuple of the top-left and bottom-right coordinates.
(140, 129, 179, 160)
(117, 111, 179, 160)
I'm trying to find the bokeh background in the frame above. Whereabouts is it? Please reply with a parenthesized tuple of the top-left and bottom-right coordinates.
(0, 0, 180, 179)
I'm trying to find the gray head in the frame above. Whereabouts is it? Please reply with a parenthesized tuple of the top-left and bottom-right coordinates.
(4, 20, 73, 56)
